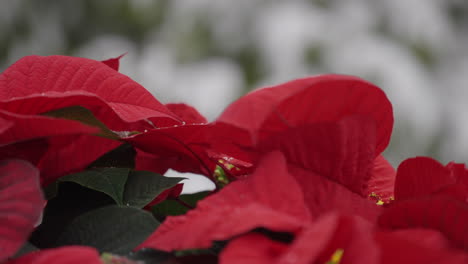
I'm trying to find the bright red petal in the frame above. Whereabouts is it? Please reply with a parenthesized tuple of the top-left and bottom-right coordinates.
(0, 160, 44, 262)
(0, 55, 181, 130)
(138, 204, 303, 251)
(101, 53, 126, 71)
(394, 157, 454, 200)
(7, 246, 101, 264)
(135, 149, 171, 174)
(0, 139, 48, 168)
(379, 196, 468, 250)
(376, 229, 468, 264)
(382, 229, 452, 250)
(0, 116, 13, 134)
(166, 103, 208, 124)
(136, 152, 310, 251)
(0, 135, 120, 187)
(0, 110, 99, 146)
(278, 213, 379, 264)
(440, 162, 468, 203)
(395, 157, 468, 204)
(0, 111, 119, 185)
(220, 234, 289, 264)
(36, 135, 121, 185)
(290, 165, 381, 222)
(367, 155, 396, 203)
(127, 124, 214, 176)
(145, 183, 184, 208)
(128, 120, 255, 179)
(222, 214, 379, 264)
(218, 75, 393, 155)
(259, 115, 376, 196)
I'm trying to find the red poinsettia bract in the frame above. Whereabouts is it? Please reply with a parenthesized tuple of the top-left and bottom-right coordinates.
(6, 246, 101, 264)
(0, 159, 44, 262)
(380, 157, 468, 250)
(127, 75, 397, 199)
(138, 151, 468, 263)
(0, 55, 183, 185)
(1, 53, 467, 263)
(220, 219, 468, 264)
(137, 150, 383, 261)
(137, 152, 311, 251)
(216, 75, 396, 202)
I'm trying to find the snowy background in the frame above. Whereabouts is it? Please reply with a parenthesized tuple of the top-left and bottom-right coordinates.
(1, 0, 468, 176)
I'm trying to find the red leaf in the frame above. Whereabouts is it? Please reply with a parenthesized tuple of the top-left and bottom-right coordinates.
(440, 162, 468, 203)
(278, 213, 378, 264)
(0, 55, 181, 130)
(0, 139, 49, 167)
(376, 229, 468, 264)
(127, 124, 215, 175)
(166, 103, 208, 124)
(0, 135, 121, 186)
(0, 110, 99, 146)
(290, 165, 381, 222)
(222, 216, 468, 264)
(7, 246, 101, 264)
(138, 204, 303, 251)
(366, 155, 396, 203)
(35, 135, 121, 186)
(0, 116, 13, 134)
(218, 75, 393, 155)
(101, 53, 126, 71)
(0, 160, 44, 262)
(0, 110, 119, 185)
(136, 152, 310, 251)
(145, 183, 184, 208)
(220, 234, 289, 264)
(379, 196, 468, 250)
(382, 229, 452, 249)
(222, 213, 379, 264)
(259, 115, 376, 196)
(128, 121, 253, 179)
(207, 150, 254, 178)
(134, 149, 172, 174)
(394, 157, 459, 200)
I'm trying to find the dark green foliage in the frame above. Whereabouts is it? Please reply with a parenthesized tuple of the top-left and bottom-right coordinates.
(56, 205, 159, 254)
(151, 191, 210, 221)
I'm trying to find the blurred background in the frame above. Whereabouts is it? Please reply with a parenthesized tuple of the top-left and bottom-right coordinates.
(1, 0, 468, 168)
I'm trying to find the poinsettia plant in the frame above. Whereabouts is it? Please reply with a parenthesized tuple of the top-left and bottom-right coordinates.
(0, 54, 467, 264)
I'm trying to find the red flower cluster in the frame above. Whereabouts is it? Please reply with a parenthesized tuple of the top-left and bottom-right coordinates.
(0, 55, 467, 263)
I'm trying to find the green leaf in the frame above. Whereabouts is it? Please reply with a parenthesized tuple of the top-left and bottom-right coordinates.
(151, 191, 210, 218)
(31, 183, 115, 248)
(123, 170, 185, 208)
(56, 205, 159, 254)
(42, 105, 119, 139)
(179, 191, 210, 207)
(59, 168, 130, 206)
(151, 200, 186, 220)
(13, 242, 38, 258)
(58, 168, 184, 209)
(126, 248, 176, 263)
